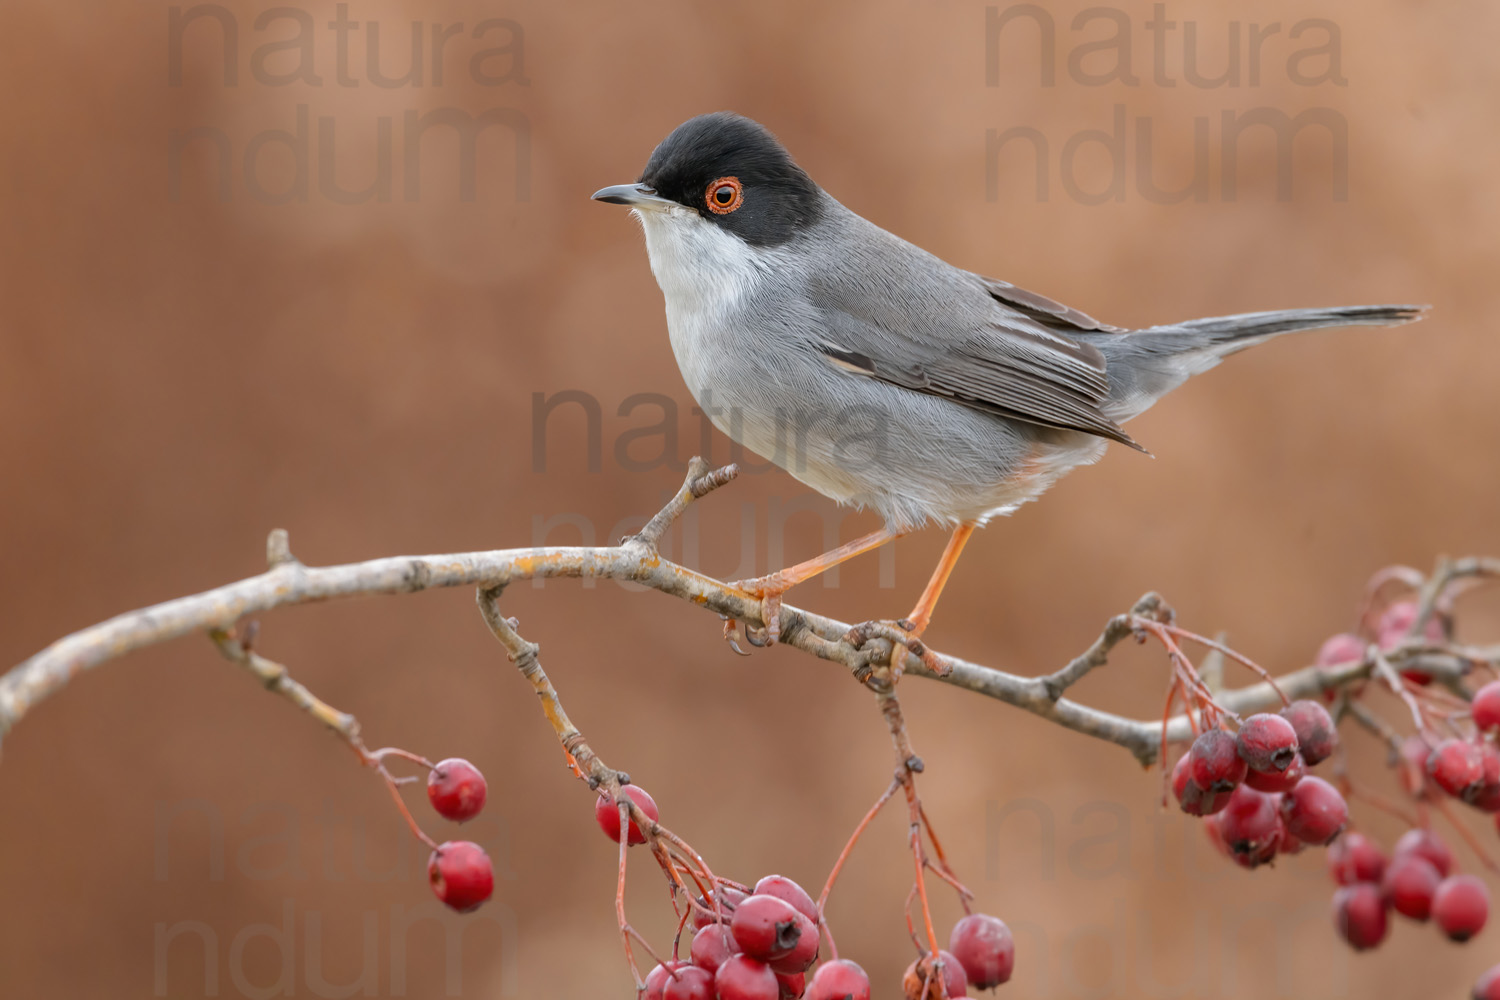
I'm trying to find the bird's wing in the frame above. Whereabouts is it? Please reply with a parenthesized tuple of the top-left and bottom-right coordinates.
(810, 270, 1144, 451)
(976, 275, 1127, 336)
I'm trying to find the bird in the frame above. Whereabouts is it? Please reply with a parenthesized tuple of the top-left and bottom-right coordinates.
(592, 112, 1425, 652)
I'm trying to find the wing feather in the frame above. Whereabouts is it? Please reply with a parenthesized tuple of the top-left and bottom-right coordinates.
(812, 271, 1143, 450)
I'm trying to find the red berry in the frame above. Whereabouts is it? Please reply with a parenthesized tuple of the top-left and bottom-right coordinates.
(806, 959, 871, 1000)
(770, 913, 820, 974)
(690, 924, 737, 974)
(1382, 853, 1442, 920)
(1190, 729, 1247, 793)
(1475, 682, 1500, 732)
(1279, 776, 1347, 845)
(1182, 782, 1232, 816)
(754, 875, 819, 922)
(1333, 883, 1389, 950)
(1468, 746, 1500, 811)
(1378, 600, 1446, 648)
(1276, 817, 1308, 856)
(1379, 601, 1447, 682)
(1172, 751, 1230, 816)
(594, 784, 659, 846)
(775, 970, 805, 999)
(1473, 781, 1500, 814)
(1213, 785, 1281, 868)
(1237, 714, 1300, 773)
(1474, 963, 1500, 1000)
(427, 840, 493, 912)
(426, 758, 487, 823)
(1429, 739, 1486, 799)
(902, 951, 967, 1000)
(948, 913, 1014, 989)
(1327, 831, 1387, 886)
(730, 894, 804, 962)
(646, 962, 688, 1000)
(693, 886, 749, 929)
(1280, 700, 1338, 765)
(1245, 754, 1306, 794)
(662, 965, 715, 1000)
(1393, 827, 1454, 877)
(1316, 633, 1366, 667)
(1433, 874, 1490, 941)
(714, 954, 779, 1000)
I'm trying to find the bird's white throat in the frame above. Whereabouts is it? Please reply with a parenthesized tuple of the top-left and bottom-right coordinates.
(633, 207, 771, 317)
(630, 207, 786, 435)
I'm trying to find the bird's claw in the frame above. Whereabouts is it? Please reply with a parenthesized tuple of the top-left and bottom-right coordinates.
(727, 576, 788, 646)
(720, 615, 752, 656)
(843, 619, 948, 676)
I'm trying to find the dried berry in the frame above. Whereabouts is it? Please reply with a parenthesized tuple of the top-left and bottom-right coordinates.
(1190, 729, 1247, 793)
(1280, 700, 1338, 765)
(1237, 714, 1300, 773)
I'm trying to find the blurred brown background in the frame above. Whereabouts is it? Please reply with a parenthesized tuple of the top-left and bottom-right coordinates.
(2, 1, 1497, 997)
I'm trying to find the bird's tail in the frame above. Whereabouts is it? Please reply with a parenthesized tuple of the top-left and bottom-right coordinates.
(1091, 304, 1427, 422)
(1146, 304, 1427, 348)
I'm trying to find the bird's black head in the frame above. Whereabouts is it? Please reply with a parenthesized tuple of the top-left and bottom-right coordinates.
(595, 113, 822, 247)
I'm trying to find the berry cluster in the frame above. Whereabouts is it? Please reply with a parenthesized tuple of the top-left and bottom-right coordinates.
(645, 876, 823, 1000)
(472, 564, 1500, 994)
(1315, 597, 1447, 686)
(1328, 826, 1491, 951)
(1304, 587, 1500, 997)
(636, 864, 1013, 1000)
(352, 749, 499, 913)
(901, 914, 1014, 999)
(1389, 679, 1500, 822)
(1134, 573, 1500, 998)
(1309, 663, 1500, 960)
(1174, 699, 1348, 870)
(420, 757, 496, 912)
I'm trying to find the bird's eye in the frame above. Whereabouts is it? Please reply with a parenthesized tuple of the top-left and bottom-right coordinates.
(705, 176, 743, 215)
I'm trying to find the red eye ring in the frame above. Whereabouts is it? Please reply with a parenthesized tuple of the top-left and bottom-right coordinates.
(705, 176, 743, 214)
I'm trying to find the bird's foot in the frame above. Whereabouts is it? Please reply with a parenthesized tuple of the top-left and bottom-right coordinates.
(725, 573, 792, 646)
(842, 618, 948, 678)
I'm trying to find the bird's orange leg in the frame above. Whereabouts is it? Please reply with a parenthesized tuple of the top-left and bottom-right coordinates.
(843, 522, 977, 678)
(731, 528, 903, 643)
(902, 523, 977, 638)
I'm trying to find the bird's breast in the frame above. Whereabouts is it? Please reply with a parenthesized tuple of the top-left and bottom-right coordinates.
(637, 210, 784, 405)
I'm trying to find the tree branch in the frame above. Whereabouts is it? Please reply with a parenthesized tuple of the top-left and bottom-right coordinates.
(0, 462, 1483, 768)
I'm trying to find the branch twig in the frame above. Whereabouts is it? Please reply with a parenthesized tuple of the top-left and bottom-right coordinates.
(1038, 593, 1160, 700)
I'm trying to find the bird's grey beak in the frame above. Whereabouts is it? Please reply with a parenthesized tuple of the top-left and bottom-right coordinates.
(591, 183, 677, 212)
